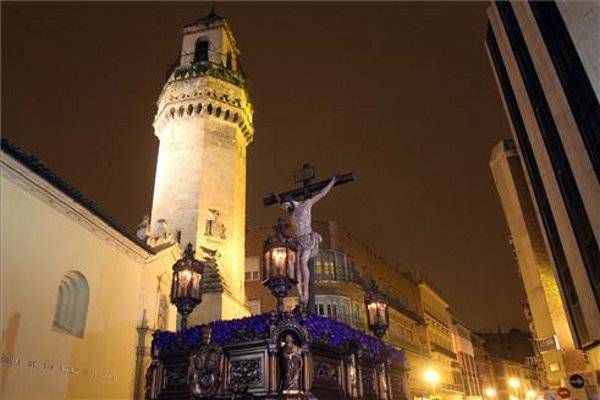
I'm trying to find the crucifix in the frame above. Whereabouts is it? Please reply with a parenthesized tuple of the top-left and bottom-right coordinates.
(263, 164, 354, 206)
(263, 164, 355, 311)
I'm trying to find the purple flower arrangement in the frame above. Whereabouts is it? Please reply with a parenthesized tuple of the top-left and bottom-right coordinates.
(153, 312, 403, 364)
(210, 313, 270, 344)
(305, 314, 403, 362)
(152, 325, 203, 352)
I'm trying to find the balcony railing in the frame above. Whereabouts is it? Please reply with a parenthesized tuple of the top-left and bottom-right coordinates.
(441, 383, 464, 393)
(314, 268, 424, 324)
(430, 343, 457, 359)
(169, 61, 247, 90)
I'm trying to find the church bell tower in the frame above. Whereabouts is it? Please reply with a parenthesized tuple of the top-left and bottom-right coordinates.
(151, 11, 253, 324)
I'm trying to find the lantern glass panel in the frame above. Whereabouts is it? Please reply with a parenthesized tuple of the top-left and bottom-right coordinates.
(367, 302, 378, 325)
(270, 247, 287, 278)
(286, 250, 297, 280)
(377, 302, 387, 324)
(190, 272, 202, 298)
(264, 250, 270, 279)
(177, 269, 193, 297)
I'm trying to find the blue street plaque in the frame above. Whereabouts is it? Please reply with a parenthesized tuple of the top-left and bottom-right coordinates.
(569, 374, 585, 389)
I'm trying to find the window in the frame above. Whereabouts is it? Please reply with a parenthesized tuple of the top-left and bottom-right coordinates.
(351, 301, 363, 329)
(334, 251, 347, 280)
(53, 271, 89, 337)
(226, 51, 233, 69)
(347, 258, 356, 281)
(245, 256, 260, 281)
(313, 250, 351, 281)
(315, 295, 352, 325)
(194, 39, 209, 63)
(248, 300, 261, 315)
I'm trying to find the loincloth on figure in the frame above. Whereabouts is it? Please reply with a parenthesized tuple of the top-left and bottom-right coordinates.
(294, 231, 322, 259)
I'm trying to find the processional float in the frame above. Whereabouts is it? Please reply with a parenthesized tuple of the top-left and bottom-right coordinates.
(145, 165, 403, 399)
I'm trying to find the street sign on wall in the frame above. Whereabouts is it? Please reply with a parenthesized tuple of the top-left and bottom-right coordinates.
(569, 373, 585, 389)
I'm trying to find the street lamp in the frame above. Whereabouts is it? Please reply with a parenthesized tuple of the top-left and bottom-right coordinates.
(508, 378, 521, 390)
(424, 368, 441, 399)
(484, 387, 497, 398)
(170, 243, 205, 330)
(262, 219, 297, 313)
(364, 279, 389, 339)
(508, 377, 521, 400)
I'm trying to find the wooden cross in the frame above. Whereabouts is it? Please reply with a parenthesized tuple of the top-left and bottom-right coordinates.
(262, 163, 355, 206)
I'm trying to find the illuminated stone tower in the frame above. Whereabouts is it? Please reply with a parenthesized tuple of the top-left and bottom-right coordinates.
(151, 11, 253, 324)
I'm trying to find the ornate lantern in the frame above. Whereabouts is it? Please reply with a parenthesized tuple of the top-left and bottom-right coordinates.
(364, 280, 389, 339)
(170, 243, 204, 330)
(262, 219, 297, 313)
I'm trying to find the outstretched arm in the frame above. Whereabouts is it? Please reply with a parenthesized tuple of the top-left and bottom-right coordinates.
(309, 175, 338, 204)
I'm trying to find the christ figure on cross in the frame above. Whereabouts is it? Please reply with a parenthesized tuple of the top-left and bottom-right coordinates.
(279, 175, 338, 307)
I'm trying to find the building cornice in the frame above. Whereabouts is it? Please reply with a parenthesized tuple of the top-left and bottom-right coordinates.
(154, 75, 254, 145)
(419, 282, 450, 308)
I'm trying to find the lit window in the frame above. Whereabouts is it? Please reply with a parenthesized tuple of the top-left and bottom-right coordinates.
(315, 295, 352, 325)
(352, 301, 362, 328)
(314, 250, 351, 281)
(53, 271, 89, 337)
(245, 256, 260, 281)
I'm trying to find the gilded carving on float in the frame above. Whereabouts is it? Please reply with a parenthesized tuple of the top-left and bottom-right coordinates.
(188, 328, 224, 396)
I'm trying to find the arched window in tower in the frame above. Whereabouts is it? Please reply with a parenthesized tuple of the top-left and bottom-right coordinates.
(194, 39, 209, 64)
(226, 51, 233, 70)
(53, 271, 89, 337)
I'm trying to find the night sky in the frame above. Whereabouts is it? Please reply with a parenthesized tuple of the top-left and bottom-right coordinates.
(2, 2, 527, 332)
